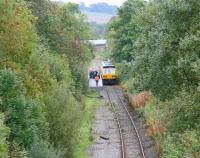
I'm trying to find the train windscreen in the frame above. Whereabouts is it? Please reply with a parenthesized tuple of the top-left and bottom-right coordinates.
(103, 68, 115, 75)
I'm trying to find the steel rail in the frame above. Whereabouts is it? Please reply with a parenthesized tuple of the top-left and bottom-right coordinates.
(114, 87, 146, 158)
(106, 87, 125, 158)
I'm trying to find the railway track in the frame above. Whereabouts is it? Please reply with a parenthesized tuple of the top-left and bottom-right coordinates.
(106, 86, 146, 158)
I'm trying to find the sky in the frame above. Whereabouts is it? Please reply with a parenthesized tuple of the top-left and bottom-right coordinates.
(54, 0, 126, 6)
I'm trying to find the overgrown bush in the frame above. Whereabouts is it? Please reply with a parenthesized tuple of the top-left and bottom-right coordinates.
(0, 69, 49, 151)
(139, 93, 200, 157)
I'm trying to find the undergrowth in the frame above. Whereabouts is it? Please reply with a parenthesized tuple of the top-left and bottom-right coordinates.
(74, 90, 99, 158)
(133, 91, 200, 157)
(118, 64, 200, 157)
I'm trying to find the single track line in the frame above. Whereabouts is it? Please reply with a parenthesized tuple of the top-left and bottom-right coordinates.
(114, 87, 146, 158)
(106, 87, 125, 158)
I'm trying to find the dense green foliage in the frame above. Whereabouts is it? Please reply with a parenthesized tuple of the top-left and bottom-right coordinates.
(109, 0, 200, 157)
(109, 0, 144, 62)
(0, 0, 94, 157)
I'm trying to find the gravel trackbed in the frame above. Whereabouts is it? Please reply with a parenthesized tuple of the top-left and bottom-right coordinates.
(88, 86, 159, 158)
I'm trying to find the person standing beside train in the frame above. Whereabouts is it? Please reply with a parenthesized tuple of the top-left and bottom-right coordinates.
(95, 74, 100, 87)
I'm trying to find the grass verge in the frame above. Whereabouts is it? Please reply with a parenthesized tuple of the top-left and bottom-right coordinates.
(74, 90, 99, 158)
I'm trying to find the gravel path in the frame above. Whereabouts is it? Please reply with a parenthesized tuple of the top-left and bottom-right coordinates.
(88, 89, 121, 158)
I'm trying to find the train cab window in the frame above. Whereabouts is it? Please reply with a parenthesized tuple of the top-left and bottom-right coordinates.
(103, 68, 115, 75)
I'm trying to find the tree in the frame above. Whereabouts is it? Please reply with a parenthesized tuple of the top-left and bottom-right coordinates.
(108, 0, 200, 156)
(0, 0, 94, 157)
(108, 0, 145, 62)
(0, 0, 37, 67)
(109, 0, 200, 100)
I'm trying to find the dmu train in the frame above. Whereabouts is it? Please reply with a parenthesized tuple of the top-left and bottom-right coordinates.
(101, 60, 117, 85)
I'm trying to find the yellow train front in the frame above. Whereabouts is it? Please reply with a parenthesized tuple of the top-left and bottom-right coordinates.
(101, 60, 117, 85)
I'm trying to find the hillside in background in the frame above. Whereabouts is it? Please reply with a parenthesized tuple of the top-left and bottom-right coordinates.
(80, 2, 117, 24)
(80, 2, 118, 15)
(79, 2, 117, 37)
